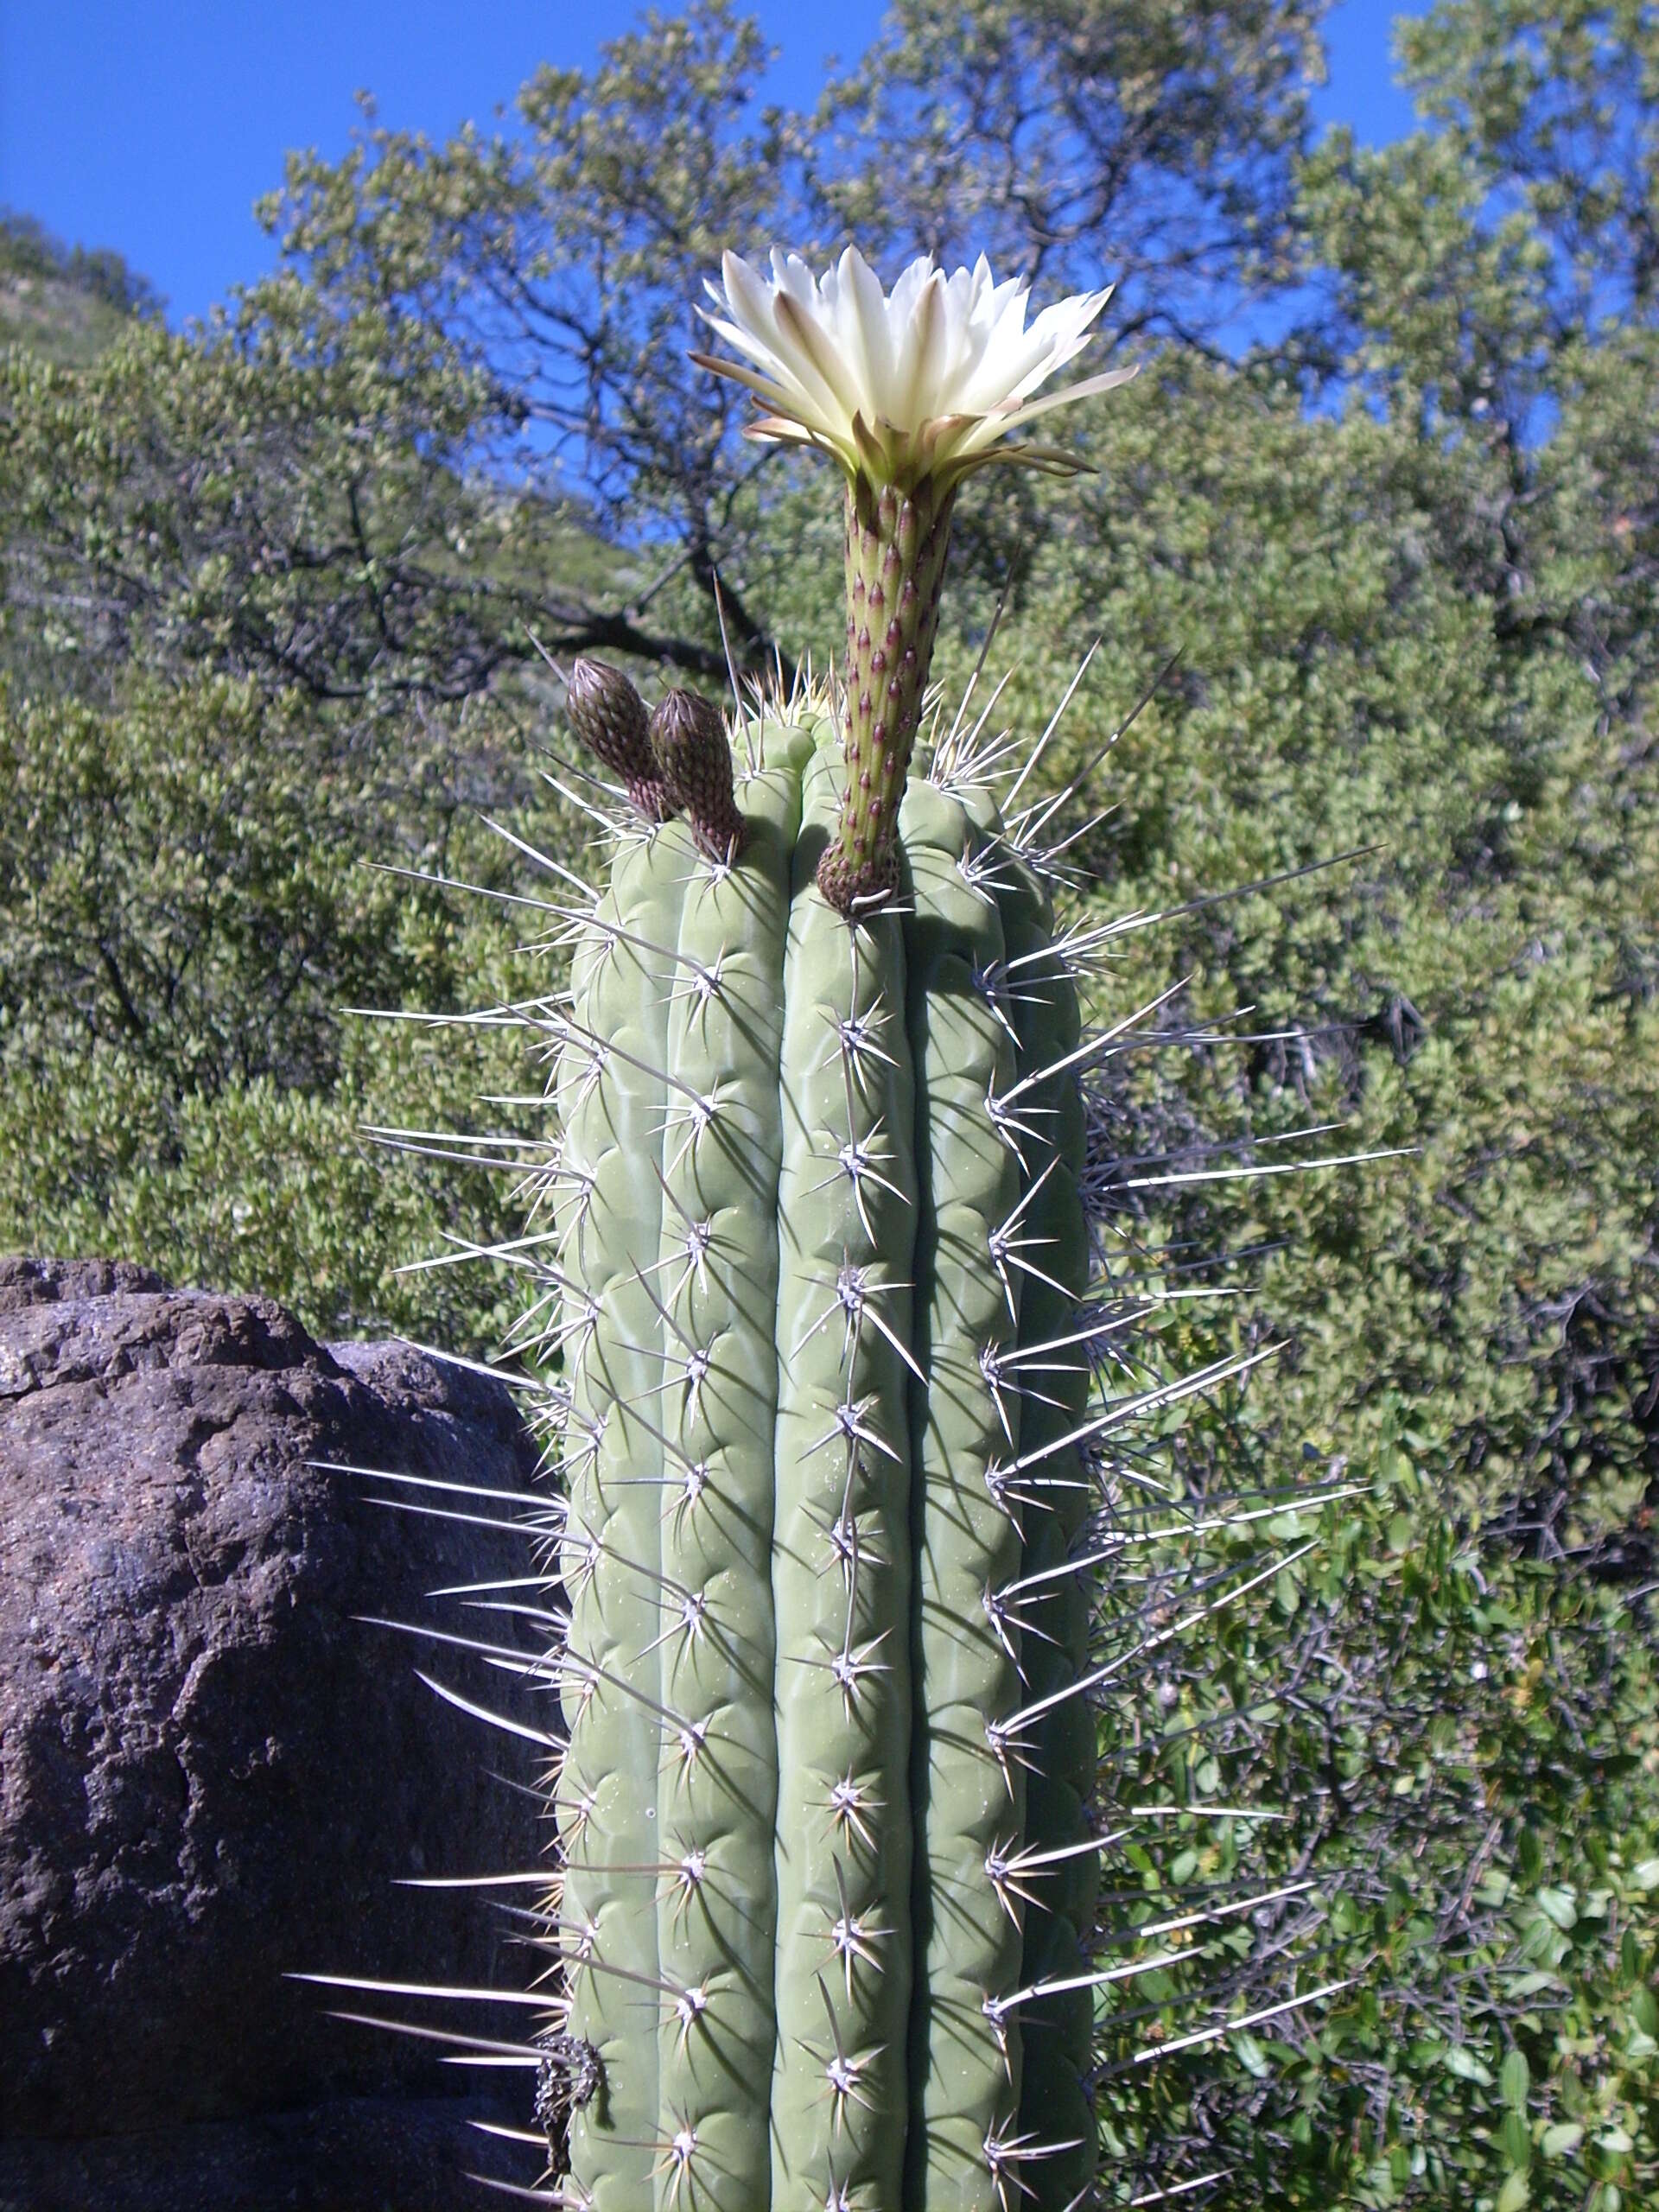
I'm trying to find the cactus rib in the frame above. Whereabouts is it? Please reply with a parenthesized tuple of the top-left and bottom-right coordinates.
(769, 729, 921, 2205)
(987, 833, 1099, 2212)
(652, 728, 810, 2210)
(556, 825, 688, 2209)
(898, 776, 1029, 2208)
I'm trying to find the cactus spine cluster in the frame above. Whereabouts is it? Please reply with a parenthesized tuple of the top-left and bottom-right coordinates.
(548, 665, 1101, 2212)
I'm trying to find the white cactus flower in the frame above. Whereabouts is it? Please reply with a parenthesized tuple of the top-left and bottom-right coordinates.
(693, 246, 1135, 486)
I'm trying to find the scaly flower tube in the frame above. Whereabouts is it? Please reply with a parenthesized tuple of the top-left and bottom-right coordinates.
(695, 247, 1135, 911)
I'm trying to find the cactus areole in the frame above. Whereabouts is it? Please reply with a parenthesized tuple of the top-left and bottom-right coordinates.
(548, 251, 1135, 2212)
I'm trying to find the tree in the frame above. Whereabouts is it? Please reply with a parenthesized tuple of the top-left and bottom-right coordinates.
(252, 1, 803, 680)
(1298, 0, 1659, 708)
(812, 0, 1326, 338)
(226, 0, 1342, 678)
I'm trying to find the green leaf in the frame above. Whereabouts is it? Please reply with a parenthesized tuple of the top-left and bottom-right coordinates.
(1541, 2123, 1585, 2158)
(1500, 2049, 1530, 2112)
(1442, 2044, 1493, 2086)
(1496, 2171, 1530, 2212)
(1231, 2031, 1271, 2079)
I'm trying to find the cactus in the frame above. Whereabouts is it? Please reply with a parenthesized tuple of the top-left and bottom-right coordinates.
(309, 248, 1355, 2209)
(545, 246, 1138, 2199)
(540, 668, 1112, 2212)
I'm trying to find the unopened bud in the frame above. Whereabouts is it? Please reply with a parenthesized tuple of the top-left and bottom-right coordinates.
(648, 690, 747, 862)
(564, 658, 674, 823)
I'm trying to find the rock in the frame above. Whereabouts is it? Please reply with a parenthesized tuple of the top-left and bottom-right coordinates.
(0, 1256, 170, 1314)
(0, 2094, 526, 2212)
(0, 1259, 552, 2207)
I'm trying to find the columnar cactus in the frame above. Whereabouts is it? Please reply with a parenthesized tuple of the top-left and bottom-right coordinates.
(542, 251, 1137, 2210)
(545, 680, 1109, 2212)
(315, 248, 1351, 2211)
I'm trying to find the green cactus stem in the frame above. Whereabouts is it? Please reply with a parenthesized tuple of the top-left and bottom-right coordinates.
(343, 651, 1350, 2210)
(544, 667, 1097, 2211)
(340, 242, 1356, 2212)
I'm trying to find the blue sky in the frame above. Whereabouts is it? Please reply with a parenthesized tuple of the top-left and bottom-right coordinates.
(2, 0, 1421, 325)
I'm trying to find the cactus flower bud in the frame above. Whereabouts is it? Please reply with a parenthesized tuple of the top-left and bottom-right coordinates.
(564, 658, 675, 823)
(648, 688, 747, 861)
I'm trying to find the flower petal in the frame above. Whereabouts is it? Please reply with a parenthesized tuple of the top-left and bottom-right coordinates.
(818, 246, 885, 424)
(773, 289, 867, 426)
(695, 247, 1128, 482)
(718, 251, 782, 350)
(889, 266, 949, 430)
(990, 360, 1139, 427)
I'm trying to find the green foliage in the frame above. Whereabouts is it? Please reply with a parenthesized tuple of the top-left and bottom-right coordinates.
(988, 353, 1659, 1540)
(1087, 1440, 1659, 2207)
(0, 300, 592, 719)
(0, 677, 407, 1091)
(0, 673, 543, 1348)
(0, 1027, 524, 1350)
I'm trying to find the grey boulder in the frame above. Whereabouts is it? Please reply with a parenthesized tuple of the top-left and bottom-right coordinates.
(0, 1259, 553, 2209)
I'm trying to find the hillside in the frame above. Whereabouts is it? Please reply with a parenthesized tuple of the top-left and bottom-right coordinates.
(0, 210, 157, 365)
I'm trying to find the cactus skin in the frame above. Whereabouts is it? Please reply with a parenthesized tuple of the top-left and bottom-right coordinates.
(652, 720, 809, 2210)
(769, 727, 923, 2208)
(988, 830, 1099, 2212)
(548, 690, 1097, 2212)
(556, 823, 687, 2210)
(899, 777, 1028, 2210)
